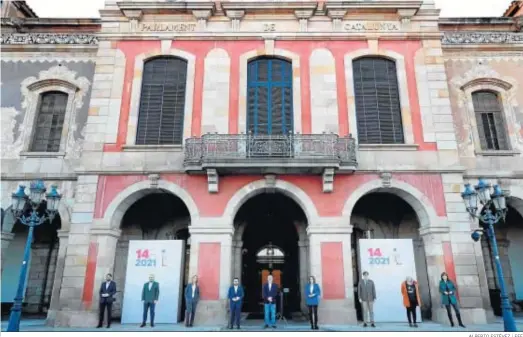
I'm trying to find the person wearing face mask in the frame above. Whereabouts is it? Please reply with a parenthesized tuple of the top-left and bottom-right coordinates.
(304, 275, 321, 330)
(401, 276, 421, 327)
(357, 271, 376, 327)
(439, 272, 465, 328)
(140, 274, 159, 327)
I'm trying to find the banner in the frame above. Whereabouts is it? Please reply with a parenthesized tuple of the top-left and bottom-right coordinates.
(121, 240, 185, 324)
(358, 239, 422, 323)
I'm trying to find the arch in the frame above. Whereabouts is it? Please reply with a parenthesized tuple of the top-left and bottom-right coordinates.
(344, 49, 414, 145)
(102, 179, 200, 230)
(506, 186, 523, 219)
(127, 48, 196, 145)
(223, 179, 318, 226)
(238, 47, 301, 133)
(342, 178, 443, 229)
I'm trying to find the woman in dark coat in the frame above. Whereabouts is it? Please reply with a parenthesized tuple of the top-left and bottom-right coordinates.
(439, 272, 465, 328)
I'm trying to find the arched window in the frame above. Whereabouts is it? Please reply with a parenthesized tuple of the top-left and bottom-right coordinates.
(30, 91, 68, 152)
(353, 57, 404, 144)
(247, 57, 293, 135)
(472, 90, 509, 150)
(136, 57, 188, 145)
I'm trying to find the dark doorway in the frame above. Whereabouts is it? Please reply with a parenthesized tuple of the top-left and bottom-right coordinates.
(236, 192, 306, 319)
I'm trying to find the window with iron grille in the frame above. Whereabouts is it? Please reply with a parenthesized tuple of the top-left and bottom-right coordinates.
(247, 57, 293, 135)
(472, 90, 509, 151)
(30, 91, 68, 152)
(136, 56, 188, 145)
(352, 57, 404, 144)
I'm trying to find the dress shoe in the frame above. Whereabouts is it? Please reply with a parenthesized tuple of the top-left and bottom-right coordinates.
(363, 323, 367, 327)
(371, 323, 375, 328)
(96, 325, 102, 328)
(272, 325, 277, 328)
(106, 325, 111, 328)
(264, 325, 269, 329)
(151, 323, 155, 327)
(140, 323, 146, 327)
(237, 326, 240, 329)
(413, 323, 418, 328)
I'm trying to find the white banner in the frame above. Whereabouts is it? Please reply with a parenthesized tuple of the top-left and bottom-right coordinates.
(121, 240, 184, 324)
(358, 239, 422, 323)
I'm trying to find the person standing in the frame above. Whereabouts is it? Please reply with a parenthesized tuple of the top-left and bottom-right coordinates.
(439, 272, 465, 328)
(140, 274, 159, 327)
(358, 271, 376, 327)
(262, 274, 279, 329)
(401, 276, 421, 327)
(304, 275, 321, 330)
(227, 277, 244, 329)
(184, 275, 200, 327)
(97, 273, 116, 328)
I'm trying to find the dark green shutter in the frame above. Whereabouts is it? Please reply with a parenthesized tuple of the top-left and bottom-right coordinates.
(353, 57, 404, 144)
(136, 57, 188, 145)
(472, 91, 508, 151)
(30, 91, 68, 152)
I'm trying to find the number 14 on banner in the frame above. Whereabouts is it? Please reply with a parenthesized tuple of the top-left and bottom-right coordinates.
(367, 248, 390, 265)
(136, 249, 157, 267)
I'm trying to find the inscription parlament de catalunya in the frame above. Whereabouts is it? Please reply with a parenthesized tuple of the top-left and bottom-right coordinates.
(140, 23, 196, 32)
(344, 22, 400, 31)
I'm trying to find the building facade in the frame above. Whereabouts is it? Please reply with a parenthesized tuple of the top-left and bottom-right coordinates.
(1, 0, 522, 328)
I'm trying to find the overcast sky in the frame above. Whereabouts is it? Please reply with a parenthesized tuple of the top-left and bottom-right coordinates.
(25, 0, 513, 18)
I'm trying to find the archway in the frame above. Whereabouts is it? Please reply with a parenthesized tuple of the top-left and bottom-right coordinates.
(1, 207, 61, 318)
(234, 192, 308, 320)
(480, 201, 523, 315)
(111, 190, 191, 321)
(350, 192, 432, 321)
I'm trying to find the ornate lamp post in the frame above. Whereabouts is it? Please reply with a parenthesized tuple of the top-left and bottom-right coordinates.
(461, 179, 518, 332)
(6, 180, 62, 332)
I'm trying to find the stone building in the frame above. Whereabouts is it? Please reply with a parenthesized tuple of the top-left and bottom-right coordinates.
(0, 0, 522, 328)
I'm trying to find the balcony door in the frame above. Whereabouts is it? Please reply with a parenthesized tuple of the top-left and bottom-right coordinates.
(246, 57, 293, 157)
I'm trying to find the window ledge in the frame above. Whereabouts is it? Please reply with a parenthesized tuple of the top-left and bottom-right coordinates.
(358, 144, 419, 151)
(19, 151, 65, 158)
(475, 150, 520, 157)
(122, 145, 183, 152)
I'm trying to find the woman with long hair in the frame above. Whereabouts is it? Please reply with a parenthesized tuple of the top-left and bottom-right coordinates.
(304, 275, 321, 330)
(184, 275, 200, 327)
(440, 272, 465, 328)
(401, 276, 421, 327)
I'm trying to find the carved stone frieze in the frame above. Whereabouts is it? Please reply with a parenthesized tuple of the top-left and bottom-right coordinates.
(1, 33, 98, 45)
(442, 32, 523, 45)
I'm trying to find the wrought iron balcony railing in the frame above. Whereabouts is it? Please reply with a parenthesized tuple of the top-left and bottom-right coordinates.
(184, 133, 357, 172)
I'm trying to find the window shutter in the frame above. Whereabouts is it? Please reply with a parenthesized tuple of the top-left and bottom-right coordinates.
(352, 57, 404, 144)
(30, 91, 68, 152)
(247, 58, 293, 135)
(136, 57, 187, 145)
(472, 91, 509, 151)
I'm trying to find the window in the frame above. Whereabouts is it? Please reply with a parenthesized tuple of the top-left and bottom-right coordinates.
(30, 91, 68, 152)
(247, 57, 293, 135)
(472, 91, 509, 151)
(136, 57, 188, 145)
(353, 57, 404, 144)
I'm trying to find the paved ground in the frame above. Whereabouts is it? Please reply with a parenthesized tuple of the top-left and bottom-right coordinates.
(2, 318, 523, 332)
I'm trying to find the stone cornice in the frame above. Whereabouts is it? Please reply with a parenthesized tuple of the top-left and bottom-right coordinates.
(117, 1, 215, 12)
(221, 1, 318, 11)
(441, 31, 523, 45)
(325, 0, 423, 10)
(1, 33, 98, 45)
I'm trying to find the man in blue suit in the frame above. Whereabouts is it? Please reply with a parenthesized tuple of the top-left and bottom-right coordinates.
(262, 274, 279, 328)
(227, 277, 244, 329)
(184, 275, 200, 327)
(97, 273, 116, 328)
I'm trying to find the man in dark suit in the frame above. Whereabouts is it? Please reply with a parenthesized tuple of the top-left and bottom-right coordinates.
(262, 274, 279, 328)
(140, 274, 160, 327)
(184, 275, 200, 327)
(97, 273, 116, 328)
(227, 277, 244, 329)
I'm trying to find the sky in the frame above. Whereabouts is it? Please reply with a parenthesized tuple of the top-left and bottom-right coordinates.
(25, 0, 513, 18)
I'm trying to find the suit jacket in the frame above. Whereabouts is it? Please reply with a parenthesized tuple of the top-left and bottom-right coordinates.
(358, 279, 376, 302)
(99, 280, 116, 303)
(227, 285, 244, 305)
(262, 283, 279, 304)
(184, 284, 200, 303)
(142, 281, 160, 303)
(304, 283, 321, 306)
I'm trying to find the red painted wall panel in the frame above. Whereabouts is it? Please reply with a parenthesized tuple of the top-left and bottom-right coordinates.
(197, 243, 221, 300)
(442, 241, 459, 300)
(82, 242, 98, 309)
(394, 173, 447, 216)
(321, 242, 345, 299)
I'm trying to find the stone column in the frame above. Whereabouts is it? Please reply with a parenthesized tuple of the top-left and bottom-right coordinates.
(1, 231, 15, 272)
(232, 240, 243, 282)
(189, 223, 233, 326)
(298, 240, 308, 313)
(308, 224, 356, 324)
(46, 230, 69, 326)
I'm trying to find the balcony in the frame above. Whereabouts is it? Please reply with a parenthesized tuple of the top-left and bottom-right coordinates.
(184, 133, 357, 192)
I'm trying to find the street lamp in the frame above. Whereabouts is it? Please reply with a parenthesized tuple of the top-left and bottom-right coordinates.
(6, 180, 62, 332)
(461, 179, 518, 332)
